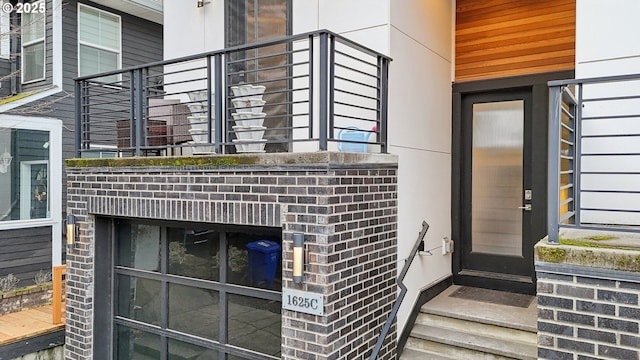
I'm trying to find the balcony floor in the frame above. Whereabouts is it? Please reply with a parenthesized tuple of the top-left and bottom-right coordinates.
(0, 304, 65, 346)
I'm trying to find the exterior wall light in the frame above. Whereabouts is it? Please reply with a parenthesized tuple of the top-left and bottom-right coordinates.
(293, 233, 304, 283)
(197, 0, 209, 7)
(0, 147, 12, 173)
(66, 214, 78, 249)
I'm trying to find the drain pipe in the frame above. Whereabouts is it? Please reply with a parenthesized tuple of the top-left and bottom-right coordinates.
(369, 221, 430, 360)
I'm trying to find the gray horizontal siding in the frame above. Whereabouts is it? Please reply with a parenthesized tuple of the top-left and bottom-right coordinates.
(0, 58, 11, 97)
(0, 226, 52, 286)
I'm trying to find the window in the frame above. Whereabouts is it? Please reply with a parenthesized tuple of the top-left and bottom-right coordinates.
(0, 129, 50, 221)
(0, 1, 10, 59)
(103, 220, 282, 359)
(78, 4, 121, 83)
(226, 0, 291, 152)
(21, 1, 46, 83)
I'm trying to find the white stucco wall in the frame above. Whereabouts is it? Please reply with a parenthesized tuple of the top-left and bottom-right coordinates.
(163, 0, 454, 334)
(389, 0, 453, 331)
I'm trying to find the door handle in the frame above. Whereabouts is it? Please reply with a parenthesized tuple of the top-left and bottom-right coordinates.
(518, 204, 532, 211)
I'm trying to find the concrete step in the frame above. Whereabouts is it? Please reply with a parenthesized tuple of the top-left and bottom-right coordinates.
(404, 336, 520, 360)
(401, 286, 538, 360)
(399, 347, 457, 360)
(410, 324, 537, 360)
(419, 286, 537, 333)
(415, 313, 537, 345)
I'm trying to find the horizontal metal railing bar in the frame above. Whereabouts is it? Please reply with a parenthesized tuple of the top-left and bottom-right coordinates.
(334, 88, 379, 102)
(581, 189, 640, 194)
(334, 62, 378, 79)
(581, 152, 640, 156)
(226, 60, 311, 77)
(582, 115, 640, 121)
(549, 73, 640, 87)
(561, 139, 574, 146)
(581, 171, 640, 175)
(226, 47, 310, 66)
(583, 94, 640, 102)
(560, 122, 574, 131)
(582, 133, 640, 138)
(334, 75, 379, 91)
(151, 76, 209, 89)
(559, 224, 640, 233)
(560, 155, 574, 160)
(80, 97, 131, 107)
(560, 170, 574, 175)
(559, 211, 575, 223)
(334, 48, 378, 69)
(560, 197, 574, 206)
(561, 106, 575, 120)
(580, 208, 640, 214)
(334, 113, 378, 123)
(561, 87, 578, 105)
(560, 184, 574, 190)
(333, 101, 378, 113)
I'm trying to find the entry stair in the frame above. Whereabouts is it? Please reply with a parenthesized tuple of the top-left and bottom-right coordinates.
(400, 285, 537, 360)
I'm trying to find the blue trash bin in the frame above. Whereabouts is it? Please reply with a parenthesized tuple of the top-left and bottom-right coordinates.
(246, 240, 281, 288)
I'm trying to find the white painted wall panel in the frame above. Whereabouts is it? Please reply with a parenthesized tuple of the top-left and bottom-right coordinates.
(390, 0, 452, 62)
(388, 27, 451, 153)
(318, 0, 388, 35)
(576, 0, 640, 66)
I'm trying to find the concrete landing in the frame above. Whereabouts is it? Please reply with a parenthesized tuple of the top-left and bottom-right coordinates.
(421, 285, 537, 332)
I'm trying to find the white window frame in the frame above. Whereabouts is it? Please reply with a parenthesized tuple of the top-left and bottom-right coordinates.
(21, 0, 46, 84)
(77, 3, 122, 81)
(0, 0, 10, 59)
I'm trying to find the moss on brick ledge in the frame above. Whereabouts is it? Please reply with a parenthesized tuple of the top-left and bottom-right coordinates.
(535, 238, 640, 273)
(65, 152, 398, 169)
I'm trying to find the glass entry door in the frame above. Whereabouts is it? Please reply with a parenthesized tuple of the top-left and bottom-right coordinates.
(458, 89, 535, 292)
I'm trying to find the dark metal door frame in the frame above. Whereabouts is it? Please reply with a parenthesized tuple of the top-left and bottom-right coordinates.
(451, 71, 573, 294)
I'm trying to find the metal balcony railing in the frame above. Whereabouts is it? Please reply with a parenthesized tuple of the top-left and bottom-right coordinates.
(548, 74, 640, 243)
(74, 30, 391, 157)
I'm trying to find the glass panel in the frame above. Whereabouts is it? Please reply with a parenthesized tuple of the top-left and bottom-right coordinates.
(168, 283, 219, 340)
(472, 100, 523, 256)
(117, 223, 160, 271)
(168, 338, 219, 360)
(168, 227, 220, 281)
(116, 325, 161, 360)
(22, 41, 45, 82)
(228, 294, 281, 357)
(22, 9, 45, 44)
(116, 274, 161, 326)
(79, 5, 120, 49)
(227, 233, 281, 291)
(0, 129, 50, 221)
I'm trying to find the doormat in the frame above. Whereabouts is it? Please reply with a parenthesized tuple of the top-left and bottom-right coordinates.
(449, 286, 533, 308)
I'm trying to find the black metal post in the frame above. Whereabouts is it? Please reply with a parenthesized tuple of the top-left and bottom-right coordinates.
(214, 54, 224, 154)
(379, 57, 389, 154)
(547, 85, 562, 244)
(318, 32, 328, 151)
(134, 69, 143, 156)
(308, 34, 314, 140)
(74, 80, 82, 157)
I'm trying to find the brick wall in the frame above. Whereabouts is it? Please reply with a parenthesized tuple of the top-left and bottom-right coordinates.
(536, 262, 640, 360)
(64, 152, 398, 360)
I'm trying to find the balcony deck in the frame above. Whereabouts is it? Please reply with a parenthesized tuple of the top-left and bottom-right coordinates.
(0, 304, 64, 346)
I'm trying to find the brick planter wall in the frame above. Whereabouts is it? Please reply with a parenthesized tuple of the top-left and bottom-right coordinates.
(0, 283, 53, 316)
(535, 240, 640, 360)
(64, 152, 398, 360)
